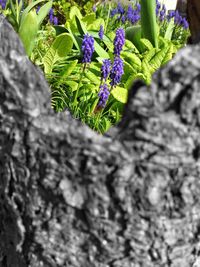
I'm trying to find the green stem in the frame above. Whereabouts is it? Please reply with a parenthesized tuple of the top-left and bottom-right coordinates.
(105, 2, 111, 34)
(73, 64, 86, 107)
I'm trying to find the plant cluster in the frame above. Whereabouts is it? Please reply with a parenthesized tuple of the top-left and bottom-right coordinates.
(0, 0, 190, 134)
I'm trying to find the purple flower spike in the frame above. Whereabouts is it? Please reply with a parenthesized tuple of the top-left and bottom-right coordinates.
(49, 8, 54, 16)
(167, 10, 175, 20)
(117, 2, 125, 15)
(136, 3, 141, 12)
(101, 59, 111, 81)
(99, 25, 104, 40)
(82, 34, 95, 64)
(92, 4, 96, 12)
(53, 16, 58, 25)
(182, 17, 189, 29)
(0, 0, 7, 9)
(98, 84, 110, 108)
(114, 28, 125, 56)
(110, 57, 124, 87)
(49, 14, 54, 24)
(127, 5, 134, 22)
(121, 15, 126, 24)
(110, 8, 118, 17)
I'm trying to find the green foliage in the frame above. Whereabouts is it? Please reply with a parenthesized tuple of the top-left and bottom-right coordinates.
(140, 0, 158, 48)
(6, 0, 52, 57)
(2, 0, 190, 134)
(43, 33, 73, 74)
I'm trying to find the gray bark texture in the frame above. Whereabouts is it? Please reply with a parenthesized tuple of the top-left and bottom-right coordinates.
(1, 15, 200, 267)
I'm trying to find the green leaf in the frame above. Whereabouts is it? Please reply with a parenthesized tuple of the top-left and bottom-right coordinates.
(58, 60, 78, 82)
(90, 97, 99, 114)
(121, 51, 142, 71)
(54, 26, 68, 36)
(84, 70, 100, 85)
(111, 86, 128, 103)
(65, 22, 81, 52)
(164, 20, 175, 40)
(82, 13, 96, 26)
(69, 6, 82, 20)
(140, 38, 154, 51)
(75, 15, 109, 59)
(125, 26, 144, 52)
(37, 0, 52, 26)
(141, 60, 152, 85)
(125, 39, 140, 54)
(20, 0, 46, 26)
(122, 61, 136, 85)
(140, 0, 158, 48)
(43, 33, 73, 74)
(87, 18, 105, 31)
(65, 81, 78, 92)
(144, 48, 159, 62)
(18, 10, 38, 57)
(101, 117, 112, 133)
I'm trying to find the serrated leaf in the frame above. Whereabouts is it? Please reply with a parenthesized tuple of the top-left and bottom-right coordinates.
(141, 60, 152, 85)
(125, 39, 140, 54)
(111, 86, 128, 103)
(140, 38, 154, 51)
(121, 51, 141, 71)
(65, 81, 78, 91)
(43, 33, 73, 74)
(144, 48, 159, 62)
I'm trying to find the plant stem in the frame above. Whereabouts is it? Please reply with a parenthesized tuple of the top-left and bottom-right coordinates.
(105, 2, 111, 34)
(73, 64, 86, 107)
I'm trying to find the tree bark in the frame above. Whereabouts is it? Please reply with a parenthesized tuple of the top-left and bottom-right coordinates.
(187, 0, 200, 43)
(1, 15, 200, 267)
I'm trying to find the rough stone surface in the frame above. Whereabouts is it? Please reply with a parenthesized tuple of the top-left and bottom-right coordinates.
(1, 15, 200, 267)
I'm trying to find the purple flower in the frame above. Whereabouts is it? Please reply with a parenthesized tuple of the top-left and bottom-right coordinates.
(99, 25, 104, 40)
(92, 4, 96, 12)
(0, 0, 7, 9)
(82, 34, 95, 64)
(126, 5, 134, 22)
(167, 10, 175, 20)
(110, 57, 124, 87)
(126, 4, 140, 25)
(114, 28, 125, 56)
(121, 15, 126, 24)
(101, 59, 111, 81)
(36, 5, 41, 14)
(110, 8, 118, 17)
(181, 17, 189, 29)
(174, 10, 182, 25)
(49, 14, 54, 23)
(53, 16, 58, 25)
(117, 2, 125, 15)
(98, 84, 110, 108)
(49, 8, 54, 16)
(136, 3, 141, 12)
(156, 0, 161, 16)
(159, 6, 166, 22)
